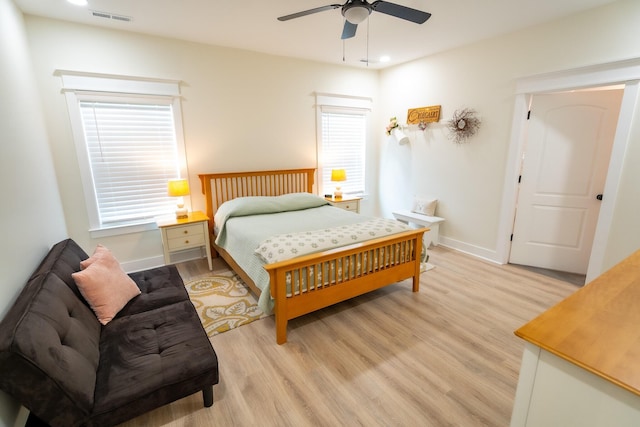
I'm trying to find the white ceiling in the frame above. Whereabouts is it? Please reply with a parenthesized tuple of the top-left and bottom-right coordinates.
(14, 0, 618, 69)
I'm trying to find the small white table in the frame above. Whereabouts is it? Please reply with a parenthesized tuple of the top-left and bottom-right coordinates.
(392, 210, 445, 248)
(157, 211, 213, 270)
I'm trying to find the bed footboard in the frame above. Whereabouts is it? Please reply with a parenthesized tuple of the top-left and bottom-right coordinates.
(264, 228, 427, 344)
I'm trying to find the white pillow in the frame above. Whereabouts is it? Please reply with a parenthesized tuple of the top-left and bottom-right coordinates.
(411, 197, 438, 216)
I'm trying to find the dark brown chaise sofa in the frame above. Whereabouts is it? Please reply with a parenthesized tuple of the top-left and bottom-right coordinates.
(0, 238, 218, 427)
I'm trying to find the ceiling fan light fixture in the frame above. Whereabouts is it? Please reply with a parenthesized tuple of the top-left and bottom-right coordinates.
(343, 4, 370, 24)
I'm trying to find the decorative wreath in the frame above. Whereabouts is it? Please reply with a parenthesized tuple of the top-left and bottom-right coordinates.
(385, 117, 399, 135)
(447, 108, 481, 144)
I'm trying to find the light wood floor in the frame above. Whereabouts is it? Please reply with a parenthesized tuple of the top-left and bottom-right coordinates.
(118, 246, 579, 427)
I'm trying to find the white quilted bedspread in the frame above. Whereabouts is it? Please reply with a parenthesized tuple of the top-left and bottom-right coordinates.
(254, 217, 411, 264)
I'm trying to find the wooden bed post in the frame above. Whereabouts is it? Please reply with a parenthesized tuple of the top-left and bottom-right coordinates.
(199, 174, 218, 258)
(275, 313, 288, 345)
(413, 234, 423, 292)
(268, 269, 289, 344)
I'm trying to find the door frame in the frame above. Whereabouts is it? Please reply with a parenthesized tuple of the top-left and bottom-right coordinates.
(497, 58, 640, 282)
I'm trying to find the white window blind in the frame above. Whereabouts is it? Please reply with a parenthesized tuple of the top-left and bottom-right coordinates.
(59, 71, 186, 236)
(320, 111, 366, 195)
(79, 100, 180, 226)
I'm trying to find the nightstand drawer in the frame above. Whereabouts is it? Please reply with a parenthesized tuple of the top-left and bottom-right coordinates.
(167, 232, 205, 250)
(325, 196, 361, 213)
(335, 202, 358, 212)
(165, 223, 203, 240)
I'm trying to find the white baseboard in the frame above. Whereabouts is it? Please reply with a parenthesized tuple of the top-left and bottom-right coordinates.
(120, 247, 206, 273)
(121, 255, 165, 273)
(437, 235, 503, 265)
(13, 406, 29, 427)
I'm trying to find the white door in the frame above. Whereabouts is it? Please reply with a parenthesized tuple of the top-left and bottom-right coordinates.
(509, 89, 622, 274)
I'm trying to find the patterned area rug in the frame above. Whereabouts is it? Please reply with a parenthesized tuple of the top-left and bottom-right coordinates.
(185, 271, 266, 337)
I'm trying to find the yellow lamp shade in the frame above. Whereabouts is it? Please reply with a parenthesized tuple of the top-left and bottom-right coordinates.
(167, 179, 190, 197)
(331, 169, 347, 182)
(330, 169, 346, 199)
(167, 179, 190, 219)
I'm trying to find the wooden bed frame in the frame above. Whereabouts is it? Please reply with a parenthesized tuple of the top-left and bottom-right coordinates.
(198, 169, 427, 344)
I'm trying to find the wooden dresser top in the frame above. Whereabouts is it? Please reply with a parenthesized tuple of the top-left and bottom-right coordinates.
(515, 249, 640, 396)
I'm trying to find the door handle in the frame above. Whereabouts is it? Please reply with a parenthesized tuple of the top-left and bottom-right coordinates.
(596, 194, 603, 201)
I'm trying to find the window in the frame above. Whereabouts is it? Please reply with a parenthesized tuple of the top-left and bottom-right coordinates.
(316, 94, 371, 196)
(59, 71, 187, 236)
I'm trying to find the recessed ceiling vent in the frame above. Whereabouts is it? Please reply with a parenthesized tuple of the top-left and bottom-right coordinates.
(91, 10, 132, 22)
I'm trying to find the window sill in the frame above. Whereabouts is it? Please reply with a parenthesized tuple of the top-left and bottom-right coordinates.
(89, 220, 158, 238)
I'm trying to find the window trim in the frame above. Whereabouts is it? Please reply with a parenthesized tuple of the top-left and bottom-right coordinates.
(59, 71, 188, 237)
(315, 93, 372, 196)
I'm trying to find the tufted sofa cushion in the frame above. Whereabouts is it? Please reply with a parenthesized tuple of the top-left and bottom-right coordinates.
(120, 265, 189, 316)
(90, 300, 218, 426)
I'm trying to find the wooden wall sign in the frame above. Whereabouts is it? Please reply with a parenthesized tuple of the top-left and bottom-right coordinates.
(407, 105, 441, 125)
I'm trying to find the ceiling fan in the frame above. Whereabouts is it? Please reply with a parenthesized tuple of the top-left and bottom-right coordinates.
(277, 0, 432, 40)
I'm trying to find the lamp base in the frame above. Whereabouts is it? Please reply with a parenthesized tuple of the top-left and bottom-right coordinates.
(333, 186, 343, 199)
(175, 205, 188, 219)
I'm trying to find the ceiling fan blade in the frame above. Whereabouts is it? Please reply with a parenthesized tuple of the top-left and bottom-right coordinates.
(277, 4, 342, 21)
(341, 21, 358, 39)
(371, 1, 431, 24)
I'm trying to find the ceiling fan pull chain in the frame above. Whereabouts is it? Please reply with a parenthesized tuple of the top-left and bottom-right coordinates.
(366, 15, 369, 67)
(342, 32, 345, 62)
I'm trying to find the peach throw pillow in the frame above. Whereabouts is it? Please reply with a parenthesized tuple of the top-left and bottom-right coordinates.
(72, 245, 141, 325)
(80, 244, 110, 270)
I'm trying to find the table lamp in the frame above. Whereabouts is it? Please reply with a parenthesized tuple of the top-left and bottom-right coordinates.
(167, 178, 190, 219)
(331, 169, 347, 199)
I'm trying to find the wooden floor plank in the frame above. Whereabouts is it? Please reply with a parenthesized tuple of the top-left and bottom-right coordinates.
(118, 246, 578, 427)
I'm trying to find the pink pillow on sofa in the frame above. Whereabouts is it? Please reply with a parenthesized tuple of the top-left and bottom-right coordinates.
(79, 244, 110, 270)
(72, 245, 141, 325)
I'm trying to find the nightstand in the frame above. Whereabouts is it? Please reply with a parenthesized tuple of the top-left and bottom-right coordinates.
(157, 211, 213, 270)
(325, 195, 361, 213)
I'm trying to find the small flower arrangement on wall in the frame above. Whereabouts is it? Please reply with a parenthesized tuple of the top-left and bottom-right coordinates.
(385, 117, 399, 135)
(448, 108, 481, 144)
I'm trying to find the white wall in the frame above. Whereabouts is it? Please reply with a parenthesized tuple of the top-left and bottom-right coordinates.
(0, 0, 68, 425)
(24, 16, 380, 269)
(378, 0, 640, 267)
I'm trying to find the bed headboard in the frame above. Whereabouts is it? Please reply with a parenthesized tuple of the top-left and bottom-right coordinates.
(198, 168, 316, 227)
